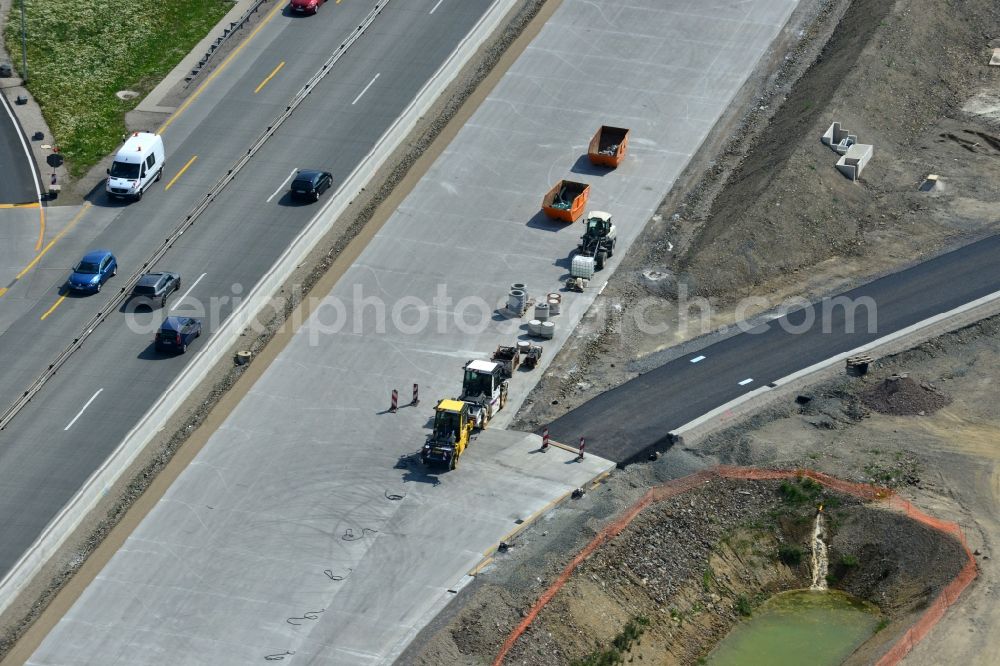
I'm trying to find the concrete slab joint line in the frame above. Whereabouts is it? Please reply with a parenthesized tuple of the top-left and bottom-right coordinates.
(0, 0, 520, 620)
(821, 121, 873, 181)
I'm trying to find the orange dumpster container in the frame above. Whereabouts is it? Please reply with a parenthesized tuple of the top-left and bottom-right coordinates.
(588, 125, 630, 168)
(541, 180, 590, 222)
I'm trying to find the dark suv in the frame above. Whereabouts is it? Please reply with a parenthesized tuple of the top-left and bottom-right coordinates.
(155, 316, 202, 354)
(290, 169, 333, 201)
(132, 272, 181, 308)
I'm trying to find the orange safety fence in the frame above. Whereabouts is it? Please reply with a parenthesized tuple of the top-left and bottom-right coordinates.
(492, 466, 977, 666)
(874, 494, 977, 666)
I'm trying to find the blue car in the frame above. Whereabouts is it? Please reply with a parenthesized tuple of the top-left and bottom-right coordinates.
(154, 316, 202, 354)
(68, 250, 117, 293)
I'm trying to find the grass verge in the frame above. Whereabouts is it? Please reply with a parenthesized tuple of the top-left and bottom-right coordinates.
(3, 0, 232, 178)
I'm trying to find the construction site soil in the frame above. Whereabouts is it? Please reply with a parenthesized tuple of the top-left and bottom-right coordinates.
(405, 0, 1000, 663)
(406, 477, 966, 666)
(513, 0, 1000, 430)
(405, 313, 1000, 666)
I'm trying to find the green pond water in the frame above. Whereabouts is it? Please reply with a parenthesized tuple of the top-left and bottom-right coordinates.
(706, 589, 881, 666)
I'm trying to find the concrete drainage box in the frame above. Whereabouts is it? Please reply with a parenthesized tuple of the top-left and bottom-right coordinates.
(821, 121, 873, 181)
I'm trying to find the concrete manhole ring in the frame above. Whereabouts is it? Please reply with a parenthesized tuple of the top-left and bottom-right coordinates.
(115, 90, 140, 101)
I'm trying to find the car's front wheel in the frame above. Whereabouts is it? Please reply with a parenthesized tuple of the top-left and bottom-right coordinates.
(111, 266, 117, 277)
(95, 282, 101, 293)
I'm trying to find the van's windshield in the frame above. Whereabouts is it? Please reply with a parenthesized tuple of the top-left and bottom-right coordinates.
(109, 161, 140, 179)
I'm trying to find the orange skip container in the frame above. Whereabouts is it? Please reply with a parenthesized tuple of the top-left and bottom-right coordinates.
(541, 180, 590, 222)
(588, 125, 630, 168)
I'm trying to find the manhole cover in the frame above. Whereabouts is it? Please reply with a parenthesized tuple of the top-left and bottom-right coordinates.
(642, 270, 668, 281)
(115, 90, 139, 101)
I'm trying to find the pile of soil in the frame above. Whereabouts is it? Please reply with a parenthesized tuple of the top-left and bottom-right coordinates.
(862, 375, 951, 415)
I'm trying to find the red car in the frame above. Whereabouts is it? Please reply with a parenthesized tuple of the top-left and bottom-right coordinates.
(290, 0, 324, 14)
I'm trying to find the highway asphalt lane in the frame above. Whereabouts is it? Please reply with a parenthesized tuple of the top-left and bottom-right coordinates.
(0, 0, 497, 576)
(0, 93, 38, 205)
(548, 234, 1000, 464)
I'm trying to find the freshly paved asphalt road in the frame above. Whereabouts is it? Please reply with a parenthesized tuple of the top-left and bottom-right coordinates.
(549, 234, 1000, 464)
(0, 0, 498, 577)
(0, 92, 37, 205)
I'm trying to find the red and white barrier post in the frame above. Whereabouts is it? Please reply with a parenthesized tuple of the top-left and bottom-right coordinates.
(541, 427, 549, 450)
(577, 437, 585, 460)
(411, 383, 419, 406)
(390, 389, 398, 413)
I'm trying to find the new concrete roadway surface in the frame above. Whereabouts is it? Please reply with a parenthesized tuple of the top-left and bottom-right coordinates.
(27, 0, 801, 663)
(0, 0, 504, 580)
(549, 234, 1000, 464)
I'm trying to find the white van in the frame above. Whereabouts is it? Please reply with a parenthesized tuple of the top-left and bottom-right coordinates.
(106, 132, 165, 201)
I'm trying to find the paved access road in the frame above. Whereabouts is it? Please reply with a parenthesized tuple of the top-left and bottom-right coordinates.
(0, 0, 500, 578)
(549, 234, 1000, 464)
(0, 92, 37, 205)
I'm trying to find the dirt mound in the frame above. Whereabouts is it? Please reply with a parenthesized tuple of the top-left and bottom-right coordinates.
(862, 375, 951, 416)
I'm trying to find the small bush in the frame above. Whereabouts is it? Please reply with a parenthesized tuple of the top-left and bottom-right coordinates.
(572, 616, 649, 666)
(702, 568, 714, 592)
(779, 480, 808, 503)
(779, 477, 826, 505)
(735, 595, 752, 617)
(801, 477, 822, 492)
(840, 554, 859, 568)
(778, 544, 803, 566)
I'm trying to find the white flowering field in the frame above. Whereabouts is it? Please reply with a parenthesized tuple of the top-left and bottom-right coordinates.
(4, 0, 232, 177)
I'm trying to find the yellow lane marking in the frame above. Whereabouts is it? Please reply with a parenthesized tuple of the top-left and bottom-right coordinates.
(164, 156, 198, 191)
(469, 557, 493, 576)
(40, 295, 66, 321)
(35, 205, 45, 252)
(0, 288, 7, 298)
(157, 1, 287, 135)
(254, 61, 285, 94)
(14, 203, 92, 282)
(0, 202, 40, 209)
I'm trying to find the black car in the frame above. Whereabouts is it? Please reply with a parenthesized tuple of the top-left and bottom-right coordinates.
(155, 316, 202, 354)
(290, 169, 333, 201)
(132, 272, 181, 308)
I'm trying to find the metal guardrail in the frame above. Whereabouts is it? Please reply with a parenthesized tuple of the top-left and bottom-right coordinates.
(0, 0, 391, 433)
(185, 0, 272, 86)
